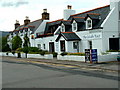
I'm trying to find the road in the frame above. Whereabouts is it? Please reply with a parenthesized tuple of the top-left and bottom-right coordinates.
(2, 59, 119, 88)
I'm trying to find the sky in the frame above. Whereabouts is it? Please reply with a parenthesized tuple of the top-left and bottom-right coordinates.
(0, 0, 110, 32)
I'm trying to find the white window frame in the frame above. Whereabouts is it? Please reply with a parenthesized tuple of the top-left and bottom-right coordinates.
(72, 20, 77, 32)
(61, 23, 65, 32)
(37, 44, 41, 49)
(86, 17, 92, 29)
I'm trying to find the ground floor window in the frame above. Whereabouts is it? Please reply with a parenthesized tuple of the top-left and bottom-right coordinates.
(37, 44, 41, 49)
(60, 41, 65, 52)
(43, 44, 46, 49)
(73, 42, 78, 49)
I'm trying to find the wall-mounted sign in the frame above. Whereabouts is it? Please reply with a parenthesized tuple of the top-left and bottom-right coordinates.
(83, 33, 102, 40)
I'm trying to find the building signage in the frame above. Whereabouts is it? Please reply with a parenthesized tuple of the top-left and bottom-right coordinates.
(85, 49, 91, 62)
(91, 49, 98, 62)
(83, 33, 102, 40)
(85, 49, 98, 63)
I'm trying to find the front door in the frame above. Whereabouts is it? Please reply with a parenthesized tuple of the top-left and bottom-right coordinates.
(49, 42, 55, 52)
(60, 40, 65, 52)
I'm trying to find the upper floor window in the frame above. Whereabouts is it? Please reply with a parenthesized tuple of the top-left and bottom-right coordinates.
(86, 17, 92, 29)
(61, 24, 65, 32)
(72, 20, 77, 32)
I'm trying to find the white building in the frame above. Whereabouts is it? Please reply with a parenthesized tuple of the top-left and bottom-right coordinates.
(8, 0, 120, 55)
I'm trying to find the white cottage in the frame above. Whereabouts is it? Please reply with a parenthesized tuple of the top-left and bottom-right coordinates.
(8, 0, 120, 55)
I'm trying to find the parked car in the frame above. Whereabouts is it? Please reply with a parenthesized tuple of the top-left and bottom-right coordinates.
(117, 53, 120, 61)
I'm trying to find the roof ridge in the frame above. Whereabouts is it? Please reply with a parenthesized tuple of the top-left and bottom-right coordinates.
(47, 19, 63, 23)
(61, 32, 74, 33)
(73, 17, 85, 19)
(71, 5, 110, 17)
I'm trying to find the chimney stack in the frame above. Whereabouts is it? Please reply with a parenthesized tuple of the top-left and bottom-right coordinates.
(42, 9, 49, 20)
(14, 20, 20, 29)
(24, 16, 30, 25)
(63, 5, 76, 20)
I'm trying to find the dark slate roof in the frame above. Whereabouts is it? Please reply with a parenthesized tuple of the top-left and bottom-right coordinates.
(68, 5, 110, 30)
(56, 32, 81, 41)
(72, 17, 85, 23)
(13, 19, 43, 34)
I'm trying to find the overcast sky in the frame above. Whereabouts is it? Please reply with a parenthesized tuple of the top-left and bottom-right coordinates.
(0, 0, 110, 31)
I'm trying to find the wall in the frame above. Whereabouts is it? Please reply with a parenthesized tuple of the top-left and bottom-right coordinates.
(76, 30, 103, 55)
(101, 1, 120, 52)
(35, 35, 58, 51)
(57, 54, 118, 62)
(1, 52, 53, 59)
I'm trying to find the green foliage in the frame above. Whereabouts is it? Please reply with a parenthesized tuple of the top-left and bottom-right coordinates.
(67, 52, 85, 56)
(21, 47, 29, 58)
(11, 51, 15, 55)
(11, 35, 22, 50)
(22, 47, 29, 54)
(106, 50, 120, 52)
(60, 52, 68, 56)
(52, 52, 58, 57)
(23, 34, 30, 47)
(16, 48, 23, 53)
(2, 36, 11, 52)
(28, 47, 39, 52)
(39, 51, 46, 56)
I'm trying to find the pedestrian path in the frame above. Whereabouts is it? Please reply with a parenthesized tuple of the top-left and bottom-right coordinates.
(2, 56, 119, 73)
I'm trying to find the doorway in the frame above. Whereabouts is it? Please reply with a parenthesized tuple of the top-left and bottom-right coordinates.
(109, 38, 119, 50)
(49, 42, 55, 52)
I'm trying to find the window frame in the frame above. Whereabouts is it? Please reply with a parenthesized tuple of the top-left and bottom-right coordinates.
(73, 42, 78, 49)
(86, 17, 92, 29)
(72, 20, 77, 32)
(61, 23, 65, 32)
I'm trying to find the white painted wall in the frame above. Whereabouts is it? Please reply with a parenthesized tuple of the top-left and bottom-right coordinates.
(76, 30, 103, 55)
(101, 1, 120, 52)
(35, 35, 58, 51)
(64, 9, 75, 20)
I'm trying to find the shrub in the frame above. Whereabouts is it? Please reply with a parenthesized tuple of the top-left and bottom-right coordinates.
(106, 50, 120, 52)
(60, 52, 68, 56)
(52, 52, 58, 57)
(39, 51, 46, 56)
(16, 48, 22, 53)
(28, 47, 40, 52)
(67, 52, 85, 56)
(11, 51, 15, 55)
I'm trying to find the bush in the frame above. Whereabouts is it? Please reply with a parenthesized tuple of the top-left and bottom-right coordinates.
(106, 50, 120, 52)
(28, 47, 40, 52)
(16, 48, 22, 53)
(52, 52, 58, 57)
(67, 53, 85, 56)
(39, 51, 46, 56)
(11, 51, 15, 55)
(60, 52, 68, 56)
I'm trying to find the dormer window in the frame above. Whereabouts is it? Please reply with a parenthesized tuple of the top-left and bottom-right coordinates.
(61, 24, 65, 32)
(72, 20, 77, 32)
(86, 17, 92, 29)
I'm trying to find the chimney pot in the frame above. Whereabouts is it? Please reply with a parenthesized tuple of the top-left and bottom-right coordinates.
(43, 9, 47, 13)
(67, 5, 72, 9)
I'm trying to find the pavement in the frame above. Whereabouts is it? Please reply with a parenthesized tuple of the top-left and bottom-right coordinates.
(1, 56, 120, 74)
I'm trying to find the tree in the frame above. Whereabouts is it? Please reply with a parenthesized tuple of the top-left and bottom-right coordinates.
(1, 36, 11, 52)
(23, 34, 30, 47)
(23, 34, 30, 58)
(11, 35, 22, 50)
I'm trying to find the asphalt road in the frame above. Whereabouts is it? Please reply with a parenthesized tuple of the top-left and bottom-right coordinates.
(2, 59, 119, 88)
